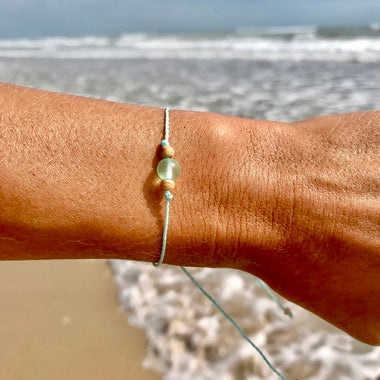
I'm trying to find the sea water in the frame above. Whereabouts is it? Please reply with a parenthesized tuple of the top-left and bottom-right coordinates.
(1, 25, 379, 379)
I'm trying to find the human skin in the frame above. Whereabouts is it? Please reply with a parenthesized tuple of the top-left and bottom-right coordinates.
(0, 82, 379, 345)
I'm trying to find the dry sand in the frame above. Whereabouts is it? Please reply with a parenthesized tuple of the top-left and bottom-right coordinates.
(0, 259, 161, 380)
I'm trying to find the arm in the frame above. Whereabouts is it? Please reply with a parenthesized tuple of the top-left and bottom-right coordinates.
(0, 83, 379, 345)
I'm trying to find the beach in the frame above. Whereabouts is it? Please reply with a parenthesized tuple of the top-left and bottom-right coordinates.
(0, 25, 380, 379)
(0, 260, 160, 380)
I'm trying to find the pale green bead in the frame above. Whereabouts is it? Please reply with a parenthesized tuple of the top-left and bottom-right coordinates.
(157, 158, 181, 180)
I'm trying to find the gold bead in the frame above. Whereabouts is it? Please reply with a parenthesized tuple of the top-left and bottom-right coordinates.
(161, 179, 175, 190)
(162, 145, 175, 158)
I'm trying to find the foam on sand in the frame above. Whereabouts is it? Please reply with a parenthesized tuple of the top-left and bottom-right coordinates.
(111, 261, 380, 380)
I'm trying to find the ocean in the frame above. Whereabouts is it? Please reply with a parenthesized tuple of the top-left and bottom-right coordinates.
(1, 24, 379, 379)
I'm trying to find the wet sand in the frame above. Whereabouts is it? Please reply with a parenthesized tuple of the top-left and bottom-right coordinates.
(0, 259, 161, 380)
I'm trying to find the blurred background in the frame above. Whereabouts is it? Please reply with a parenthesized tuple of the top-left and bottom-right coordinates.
(0, 1, 379, 379)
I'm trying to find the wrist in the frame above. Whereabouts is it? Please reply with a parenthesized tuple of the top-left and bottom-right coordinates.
(168, 111, 295, 271)
(216, 117, 297, 273)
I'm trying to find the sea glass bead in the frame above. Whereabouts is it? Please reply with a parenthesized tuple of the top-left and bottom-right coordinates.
(157, 158, 181, 180)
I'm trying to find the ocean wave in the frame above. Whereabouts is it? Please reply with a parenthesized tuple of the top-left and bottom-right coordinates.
(0, 32, 379, 62)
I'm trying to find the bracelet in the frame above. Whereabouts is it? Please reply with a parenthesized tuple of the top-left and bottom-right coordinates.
(153, 107, 289, 380)
(153, 107, 180, 267)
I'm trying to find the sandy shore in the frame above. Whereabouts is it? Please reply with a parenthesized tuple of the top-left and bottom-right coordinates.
(0, 259, 161, 380)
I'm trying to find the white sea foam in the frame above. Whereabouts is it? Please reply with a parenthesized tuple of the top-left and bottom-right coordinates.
(0, 32, 379, 62)
(111, 261, 380, 380)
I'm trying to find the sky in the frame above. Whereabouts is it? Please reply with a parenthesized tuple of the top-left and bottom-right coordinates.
(0, 0, 379, 38)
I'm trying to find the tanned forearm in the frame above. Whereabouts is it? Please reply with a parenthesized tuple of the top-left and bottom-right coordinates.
(0, 83, 231, 265)
(0, 83, 379, 345)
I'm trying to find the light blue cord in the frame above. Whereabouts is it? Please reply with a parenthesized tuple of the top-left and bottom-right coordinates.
(180, 267, 288, 380)
(152, 189, 172, 267)
(161, 106, 170, 147)
(154, 107, 289, 380)
(256, 278, 293, 318)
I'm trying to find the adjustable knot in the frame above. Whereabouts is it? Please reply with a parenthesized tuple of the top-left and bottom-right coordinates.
(164, 190, 173, 201)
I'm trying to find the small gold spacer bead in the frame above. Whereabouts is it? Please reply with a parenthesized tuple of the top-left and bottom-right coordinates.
(162, 145, 175, 158)
(161, 179, 175, 190)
